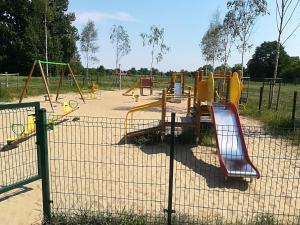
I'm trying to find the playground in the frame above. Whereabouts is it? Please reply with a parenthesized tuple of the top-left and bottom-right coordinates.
(0, 70, 300, 224)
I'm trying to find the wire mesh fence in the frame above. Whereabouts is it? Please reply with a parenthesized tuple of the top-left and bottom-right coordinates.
(0, 103, 40, 192)
(48, 116, 171, 224)
(47, 114, 300, 224)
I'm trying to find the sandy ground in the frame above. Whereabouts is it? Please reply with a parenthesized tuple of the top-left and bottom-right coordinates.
(0, 89, 299, 225)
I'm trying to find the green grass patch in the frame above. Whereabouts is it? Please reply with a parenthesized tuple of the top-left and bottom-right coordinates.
(44, 211, 286, 225)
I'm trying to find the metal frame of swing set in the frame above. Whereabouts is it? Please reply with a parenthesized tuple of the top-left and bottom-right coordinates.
(19, 60, 85, 111)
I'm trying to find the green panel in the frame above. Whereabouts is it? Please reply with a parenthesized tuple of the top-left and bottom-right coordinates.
(0, 175, 40, 194)
(0, 102, 40, 110)
(38, 60, 68, 66)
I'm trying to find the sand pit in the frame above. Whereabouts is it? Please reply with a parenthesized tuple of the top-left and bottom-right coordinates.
(0, 89, 299, 225)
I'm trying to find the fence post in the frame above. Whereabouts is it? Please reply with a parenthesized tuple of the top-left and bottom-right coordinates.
(292, 91, 297, 130)
(276, 82, 281, 111)
(165, 112, 176, 225)
(36, 108, 51, 222)
(259, 86, 264, 110)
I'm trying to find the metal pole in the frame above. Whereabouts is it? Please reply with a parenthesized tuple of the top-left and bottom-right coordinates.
(166, 112, 176, 225)
(36, 108, 51, 222)
(44, 1, 49, 84)
(292, 91, 297, 130)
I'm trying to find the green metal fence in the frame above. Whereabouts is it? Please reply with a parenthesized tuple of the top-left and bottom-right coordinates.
(0, 102, 51, 221)
(47, 114, 300, 225)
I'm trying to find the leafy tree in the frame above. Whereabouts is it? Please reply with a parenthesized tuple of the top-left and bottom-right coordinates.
(281, 56, 300, 83)
(0, 0, 78, 75)
(80, 20, 99, 82)
(110, 25, 131, 72)
(201, 10, 223, 70)
(227, 0, 268, 76)
(127, 67, 137, 75)
(274, 0, 300, 79)
(199, 64, 214, 75)
(140, 25, 170, 76)
(247, 41, 289, 80)
(219, 11, 235, 74)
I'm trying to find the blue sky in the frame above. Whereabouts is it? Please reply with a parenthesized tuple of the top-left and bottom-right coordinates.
(69, 0, 300, 72)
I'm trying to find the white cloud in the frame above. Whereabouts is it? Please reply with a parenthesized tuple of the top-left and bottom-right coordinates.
(75, 11, 136, 24)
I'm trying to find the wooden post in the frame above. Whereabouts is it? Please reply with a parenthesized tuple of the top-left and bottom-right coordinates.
(161, 89, 167, 140)
(193, 72, 199, 108)
(181, 74, 185, 95)
(258, 86, 264, 110)
(195, 71, 203, 144)
(68, 64, 86, 103)
(187, 87, 191, 115)
(19, 61, 37, 103)
(292, 91, 297, 130)
(226, 75, 231, 104)
(276, 82, 281, 111)
(38, 61, 54, 112)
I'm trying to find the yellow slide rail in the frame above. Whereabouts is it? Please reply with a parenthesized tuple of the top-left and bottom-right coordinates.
(125, 100, 163, 139)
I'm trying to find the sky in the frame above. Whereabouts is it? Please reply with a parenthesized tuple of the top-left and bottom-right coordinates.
(68, 0, 300, 72)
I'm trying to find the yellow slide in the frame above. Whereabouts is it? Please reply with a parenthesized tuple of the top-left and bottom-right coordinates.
(123, 79, 140, 95)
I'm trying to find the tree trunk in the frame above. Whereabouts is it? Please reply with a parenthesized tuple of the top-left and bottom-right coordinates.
(241, 45, 245, 79)
(150, 49, 154, 77)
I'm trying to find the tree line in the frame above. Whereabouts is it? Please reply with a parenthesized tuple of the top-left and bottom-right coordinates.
(1, 0, 299, 83)
(200, 0, 299, 82)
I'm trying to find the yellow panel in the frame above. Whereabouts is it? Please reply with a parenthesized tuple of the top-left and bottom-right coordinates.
(229, 72, 241, 106)
(63, 101, 72, 113)
(27, 115, 35, 132)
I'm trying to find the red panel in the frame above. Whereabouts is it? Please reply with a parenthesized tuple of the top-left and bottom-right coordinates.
(141, 78, 153, 87)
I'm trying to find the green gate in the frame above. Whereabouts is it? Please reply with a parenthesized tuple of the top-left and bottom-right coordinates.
(0, 102, 50, 221)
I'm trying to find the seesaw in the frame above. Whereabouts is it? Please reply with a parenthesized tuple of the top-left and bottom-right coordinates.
(6, 100, 79, 146)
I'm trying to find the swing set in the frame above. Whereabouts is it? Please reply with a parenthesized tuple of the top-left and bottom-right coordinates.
(19, 60, 85, 111)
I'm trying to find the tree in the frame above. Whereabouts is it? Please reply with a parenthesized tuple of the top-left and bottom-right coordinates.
(140, 25, 170, 76)
(0, 0, 78, 75)
(201, 10, 223, 70)
(219, 11, 236, 74)
(247, 41, 289, 80)
(281, 56, 300, 82)
(274, 0, 300, 79)
(80, 20, 99, 83)
(227, 0, 268, 76)
(110, 25, 131, 72)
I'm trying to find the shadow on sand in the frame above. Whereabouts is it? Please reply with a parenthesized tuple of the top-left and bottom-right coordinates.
(139, 143, 249, 191)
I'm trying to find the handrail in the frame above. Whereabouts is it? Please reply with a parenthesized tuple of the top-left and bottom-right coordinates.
(125, 100, 163, 142)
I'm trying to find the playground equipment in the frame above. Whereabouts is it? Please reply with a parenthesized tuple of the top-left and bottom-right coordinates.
(7, 100, 79, 146)
(211, 103, 260, 180)
(19, 60, 85, 111)
(124, 70, 259, 180)
(123, 77, 154, 96)
(83, 82, 101, 100)
(167, 73, 185, 95)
